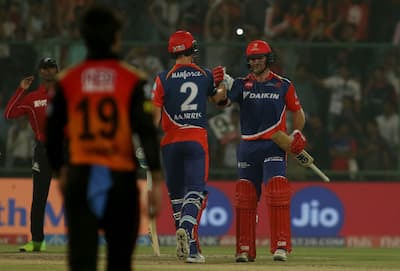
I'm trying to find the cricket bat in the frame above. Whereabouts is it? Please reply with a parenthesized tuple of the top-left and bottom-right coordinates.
(271, 131, 330, 182)
(146, 169, 161, 257)
(135, 147, 161, 256)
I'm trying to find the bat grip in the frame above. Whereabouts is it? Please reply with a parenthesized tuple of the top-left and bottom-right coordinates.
(309, 163, 330, 182)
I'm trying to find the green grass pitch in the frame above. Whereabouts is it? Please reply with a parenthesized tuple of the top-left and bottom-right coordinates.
(0, 244, 399, 271)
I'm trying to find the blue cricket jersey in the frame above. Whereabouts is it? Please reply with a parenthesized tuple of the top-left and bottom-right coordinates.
(229, 71, 302, 140)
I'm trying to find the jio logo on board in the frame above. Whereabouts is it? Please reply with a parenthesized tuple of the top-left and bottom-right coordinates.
(199, 186, 233, 236)
(291, 186, 344, 237)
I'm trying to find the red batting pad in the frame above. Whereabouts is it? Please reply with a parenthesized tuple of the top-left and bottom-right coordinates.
(235, 180, 258, 260)
(266, 176, 292, 253)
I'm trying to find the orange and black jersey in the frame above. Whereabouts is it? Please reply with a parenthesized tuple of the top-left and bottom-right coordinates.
(46, 55, 161, 172)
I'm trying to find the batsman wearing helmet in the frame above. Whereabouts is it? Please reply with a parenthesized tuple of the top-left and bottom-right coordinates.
(213, 40, 306, 262)
(152, 30, 228, 264)
(4, 56, 58, 252)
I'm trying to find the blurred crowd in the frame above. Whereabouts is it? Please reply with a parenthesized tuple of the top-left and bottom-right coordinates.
(1, 0, 400, 43)
(1, 0, 400, 179)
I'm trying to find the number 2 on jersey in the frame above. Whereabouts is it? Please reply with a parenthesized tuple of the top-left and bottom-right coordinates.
(180, 81, 198, 111)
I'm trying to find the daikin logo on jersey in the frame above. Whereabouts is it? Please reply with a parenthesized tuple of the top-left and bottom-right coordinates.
(291, 186, 344, 237)
(242, 91, 280, 100)
(199, 186, 233, 236)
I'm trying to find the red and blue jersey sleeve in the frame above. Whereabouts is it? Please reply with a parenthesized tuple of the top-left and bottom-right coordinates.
(285, 83, 302, 112)
(152, 75, 164, 108)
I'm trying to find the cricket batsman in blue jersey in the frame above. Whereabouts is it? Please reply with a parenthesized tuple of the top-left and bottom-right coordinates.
(152, 30, 228, 264)
(213, 40, 307, 262)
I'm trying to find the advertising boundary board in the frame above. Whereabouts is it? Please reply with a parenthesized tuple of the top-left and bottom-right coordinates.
(1, 178, 399, 248)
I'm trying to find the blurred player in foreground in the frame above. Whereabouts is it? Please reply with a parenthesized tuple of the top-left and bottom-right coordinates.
(4, 57, 58, 252)
(45, 5, 162, 271)
(152, 30, 228, 263)
(213, 40, 306, 262)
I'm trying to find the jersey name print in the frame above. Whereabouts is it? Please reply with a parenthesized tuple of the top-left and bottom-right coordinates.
(82, 68, 116, 92)
(171, 70, 203, 79)
(173, 112, 203, 121)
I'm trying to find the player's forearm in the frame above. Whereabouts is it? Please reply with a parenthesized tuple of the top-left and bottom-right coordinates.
(152, 106, 161, 127)
(212, 84, 228, 103)
(139, 133, 161, 171)
(150, 170, 163, 184)
(291, 109, 305, 131)
(131, 86, 162, 171)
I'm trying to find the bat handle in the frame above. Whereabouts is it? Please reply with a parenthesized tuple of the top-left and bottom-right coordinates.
(146, 170, 156, 217)
(309, 163, 330, 182)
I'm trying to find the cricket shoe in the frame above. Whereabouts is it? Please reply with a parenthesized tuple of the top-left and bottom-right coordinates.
(176, 228, 189, 260)
(236, 252, 255, 263)
(19, 240, 46, 252)
(273, 248, 288, 261)
(186, 253, 205, 263)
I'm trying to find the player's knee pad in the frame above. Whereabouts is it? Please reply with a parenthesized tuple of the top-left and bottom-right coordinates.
(235, 180, 258, 260)
(180, 191, 208, 253)
(170, 198, 184, 230)
(265, 176, 292, 253)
